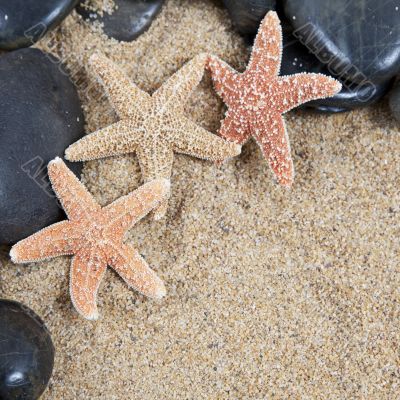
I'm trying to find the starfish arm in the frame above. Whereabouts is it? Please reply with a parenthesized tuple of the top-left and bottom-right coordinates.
(246, 11, 282, 77)
(89, 53, 151, 120)
(172, 118, 241, 160)
(108, 244, 166, 299)
(206, 55, 240, 107)
(65, 120, 143, 162)
(251, 113, 294, 186)
(136, 143, 174, 220)
(277, 73, 342, 113)
(10, 221, 75, 263)
(70, 250, 108, 320)
(219, 109, 251, 145)
(153, 53, 207, 111)
(104, 179, 170, 235)
(48, 158, 100, 221)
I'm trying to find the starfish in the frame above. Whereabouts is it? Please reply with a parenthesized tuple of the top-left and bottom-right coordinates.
(10, 157, 170, 320)
(65, 52, 241, 219)
(206, 11, 342, 186)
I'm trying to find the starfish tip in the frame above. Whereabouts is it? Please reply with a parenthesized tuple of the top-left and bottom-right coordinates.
(47, 157, 65, 178)
(155, 283, 167, 299)
(9, 246, 19, 263)
(85, 310, 99, 321)
(64, 145, 79, 162)
(49, 156, 63, 165)
(267, 10, 279, 19)
(71, 291, 100, 321)
(333, 80, 343, 93)
(48, 157, 65, 174)
(64, 147, 72, 160)
(279, 175, 294, 188)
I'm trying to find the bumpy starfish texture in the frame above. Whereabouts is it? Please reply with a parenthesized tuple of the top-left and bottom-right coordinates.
(65, 53, 241, 219)
(207, 11, 342, 186)
(10, 158, 170, 320)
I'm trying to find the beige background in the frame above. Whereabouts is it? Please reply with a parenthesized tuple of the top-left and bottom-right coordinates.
(1, 0, 399, 398)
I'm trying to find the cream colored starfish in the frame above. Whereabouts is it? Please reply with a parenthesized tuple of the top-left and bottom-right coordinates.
(65, 53, 241, 219)
(10, 157, 170, 320)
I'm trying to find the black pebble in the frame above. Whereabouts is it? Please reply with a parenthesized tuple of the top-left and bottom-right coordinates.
(283, 0, 400, 84)
(0, 0, 78, 50)
(0, 48, 84, 244)
(76, 0, 164, 42)
(0, 299, 55, 400)
(222, 0, 276, 36)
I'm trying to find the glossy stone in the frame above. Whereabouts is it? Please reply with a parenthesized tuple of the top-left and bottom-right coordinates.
(0, 0, 78, 50)
(0, 48, 84, 244)
(284, 0, 400, 84)
(305, 79, 393, 113)
(76, 0, 164, 42)
(222, 0, 276, 35)
(280, 24, 392, 112)
(0, 299, 54, 400)
(389, 82, 400, 122)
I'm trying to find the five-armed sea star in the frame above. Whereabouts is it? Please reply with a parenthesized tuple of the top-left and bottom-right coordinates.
(10, 157, 170, 320)
(65, 53, 241, 219)
(207, 11, 342, 186)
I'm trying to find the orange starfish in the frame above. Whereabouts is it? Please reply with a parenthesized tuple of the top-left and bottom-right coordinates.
(10, 157, 170, 320)
(207, 11, 342, 186)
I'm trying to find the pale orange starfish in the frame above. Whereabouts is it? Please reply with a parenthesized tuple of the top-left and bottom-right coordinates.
(10, 157, 170, 320)
(207, 11, 342, 186)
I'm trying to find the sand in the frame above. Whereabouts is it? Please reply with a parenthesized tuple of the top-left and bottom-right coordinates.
(1, 0, 400, 398)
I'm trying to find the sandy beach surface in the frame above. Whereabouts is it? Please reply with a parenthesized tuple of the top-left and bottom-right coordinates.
(1, 0, 399, 398)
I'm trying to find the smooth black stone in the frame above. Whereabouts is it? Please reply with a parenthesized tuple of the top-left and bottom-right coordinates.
(0, 48, 84, 244)
(222, 0, 276, 36)
(281, 23, 325, 75)
(283, 0, 400, 84)
(308, 105, 349, 114)
(0, 0, 78, 50)
(389, 81, 400, 122)
(305, 79, 393, 112)
(280, 24, 392, 112)
(76, 0, 164, 42)
(0, 299, 54, 400)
